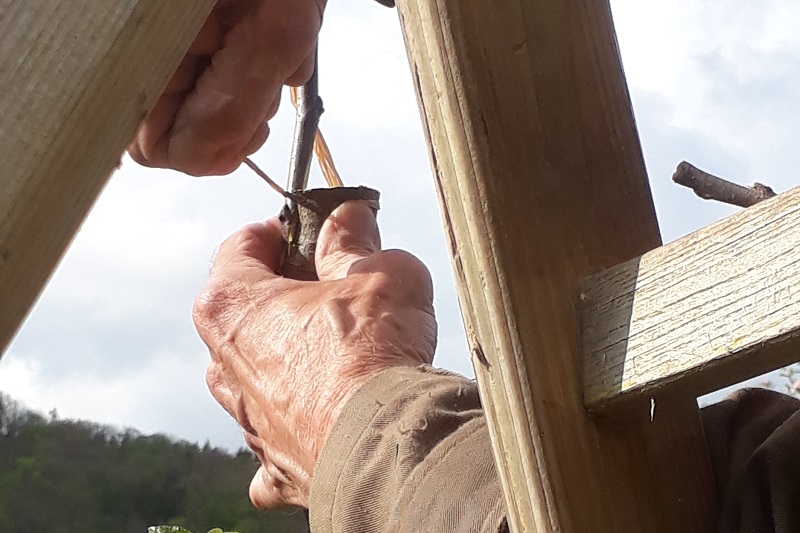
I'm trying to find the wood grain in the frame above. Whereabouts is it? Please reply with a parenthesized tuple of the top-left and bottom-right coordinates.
(0, 0, 215, 352)
(583, 187, 800, 411)
(396, 0, 717, 531)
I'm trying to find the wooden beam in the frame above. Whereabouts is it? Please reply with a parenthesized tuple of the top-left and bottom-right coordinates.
(396, 0, 717, 531)
(583, 188, 800, 412)
(0, 0, 215, 353)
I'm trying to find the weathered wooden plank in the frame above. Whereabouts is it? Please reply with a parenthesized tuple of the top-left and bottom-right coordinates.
(0, 0, 215, 353)
(583, 187, 800, 412)
(396, 0, 716, 531)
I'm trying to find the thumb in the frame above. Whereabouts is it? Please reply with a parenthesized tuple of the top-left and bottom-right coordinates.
(316, 200, 381, 281)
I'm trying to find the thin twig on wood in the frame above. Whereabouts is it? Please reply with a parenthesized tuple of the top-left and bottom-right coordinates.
(672, 161, 777, 208)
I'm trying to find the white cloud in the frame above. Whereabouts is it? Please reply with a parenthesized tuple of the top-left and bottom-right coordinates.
(45, 176, 207, 322)
(611, 0, 695, 95)
(318, 7, 418, 129)
(614, 0, 800, 187)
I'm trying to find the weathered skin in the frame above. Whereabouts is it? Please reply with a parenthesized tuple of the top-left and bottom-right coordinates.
(194, 201, 436, 509)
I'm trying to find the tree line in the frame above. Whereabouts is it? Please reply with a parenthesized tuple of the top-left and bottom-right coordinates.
(0, 394, 309, 533)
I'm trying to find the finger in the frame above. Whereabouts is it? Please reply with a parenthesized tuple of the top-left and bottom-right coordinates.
(351, 249, 436, 311)
(205, 363, 239, 419)
(129, 93, 184, 168)
(243, 427, 266, 459)
(250, 465, 289, 510)
(207, 362, 265, 442)
(166, 1, 322, 175)
(285, 50, 316, 87)
(129, 12, 221, 171)
(242, 122, 270, 157)
(188, 10, 223, 57)
(211, 217, 285, 278)
(316, 201, 381, 281)
(163, 54, 204, 96)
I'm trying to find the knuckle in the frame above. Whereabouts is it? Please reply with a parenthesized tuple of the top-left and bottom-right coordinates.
(379, 249, 433, 292)
(285, 56, 315, 87)
(358, 250, 434, 308)
(192, 279, 244, 332)
(126, 145, 148, 167)
(205, 364, 223, 393)
(126, 137, 162, 169)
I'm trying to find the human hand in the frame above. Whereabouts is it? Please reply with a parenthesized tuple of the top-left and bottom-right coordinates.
(193, 201, 437, 508)
(129, 0, 325, 176)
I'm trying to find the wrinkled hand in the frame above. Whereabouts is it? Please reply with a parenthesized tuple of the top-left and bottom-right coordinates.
(129, 0, 325, 176)
(193, 201, 437, 509)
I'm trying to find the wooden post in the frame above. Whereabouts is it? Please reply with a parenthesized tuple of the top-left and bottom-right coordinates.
(396, 1, 717, 531)
(0, 0, 215, 353)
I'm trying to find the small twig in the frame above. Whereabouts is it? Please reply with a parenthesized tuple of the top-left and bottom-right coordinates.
(290, 87, 344, 188)
(287, 52, 323, 199)
(244, 158, 323, 214)
(244, 157, 290, 198)
(672, 161, 776, 208)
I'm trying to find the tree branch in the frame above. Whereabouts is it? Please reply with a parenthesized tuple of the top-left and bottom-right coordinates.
(672, 161, 776, 207)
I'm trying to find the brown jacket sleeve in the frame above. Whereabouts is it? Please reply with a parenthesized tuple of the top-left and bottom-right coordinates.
(308, 365, 507, 533)
(309, 365, 800, 533)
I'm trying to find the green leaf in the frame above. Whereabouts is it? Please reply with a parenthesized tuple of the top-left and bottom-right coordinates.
(147, 526, 238, 533)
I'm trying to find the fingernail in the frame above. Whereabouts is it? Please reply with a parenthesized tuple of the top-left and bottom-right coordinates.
(330, 200, 379, 250)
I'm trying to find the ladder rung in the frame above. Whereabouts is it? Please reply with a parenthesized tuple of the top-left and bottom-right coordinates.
(583, 188, 800, 413)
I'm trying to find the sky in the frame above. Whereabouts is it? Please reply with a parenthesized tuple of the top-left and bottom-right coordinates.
(2, 0, 799, 451)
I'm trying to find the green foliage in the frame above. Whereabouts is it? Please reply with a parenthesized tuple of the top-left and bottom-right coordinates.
(749, 364, 800, 400)
(148, 526, 239, 533)
(780, 363, 800, 398)
(0, 394, 309, 533)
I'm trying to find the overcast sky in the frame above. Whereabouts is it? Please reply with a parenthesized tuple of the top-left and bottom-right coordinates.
(2, 0, 798, 451)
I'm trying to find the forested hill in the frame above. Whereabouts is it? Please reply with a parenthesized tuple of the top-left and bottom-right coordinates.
(0, 394, 309, 533)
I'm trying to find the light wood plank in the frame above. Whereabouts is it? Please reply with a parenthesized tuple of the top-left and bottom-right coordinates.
(583, 187, 800, 412)
(396, 0, 716, 531)
(0, 0, 215, 352)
